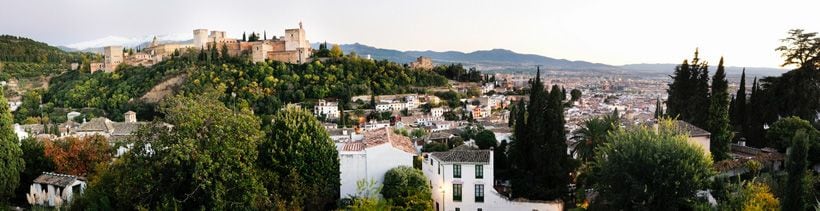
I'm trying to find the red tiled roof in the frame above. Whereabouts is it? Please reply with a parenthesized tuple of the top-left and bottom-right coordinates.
(341, 127, 417, 154)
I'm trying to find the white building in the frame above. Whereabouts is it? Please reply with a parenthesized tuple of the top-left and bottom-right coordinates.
(363, 119, 391, 131)
(314, 100, 340, 119)
(431, 107, 445, 117)
(405, 95, 419, 110)
(376, 99, 405, 112)
(26, 172, 87, 207)
(423, 145, 563, 211)
(338, 127, 417, 198)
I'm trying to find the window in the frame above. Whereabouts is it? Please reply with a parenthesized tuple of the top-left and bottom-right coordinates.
(455, 208, 460, 211)
(453, 184, 462, 201)
(438, 164, 441, 174)
(475, 165, 483, 179)
(453, 164, 461, 178)
(475, 184, 484, 202)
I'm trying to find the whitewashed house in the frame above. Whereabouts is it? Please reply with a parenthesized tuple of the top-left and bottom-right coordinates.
(26, 172, 87, 207)
(314, 100, 340, 119)
(431, 107, 445, 117)
(338, 127, 417, 198)
(423, 145, 563, 211)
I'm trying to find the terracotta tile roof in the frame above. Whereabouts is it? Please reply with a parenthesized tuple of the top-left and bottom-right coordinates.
(341, 127, 417, 154)
(77, 117, 114, 132)
(674, 120, 710, 137)
(33, 172, 85, 187)
(431, 145, 490, 163)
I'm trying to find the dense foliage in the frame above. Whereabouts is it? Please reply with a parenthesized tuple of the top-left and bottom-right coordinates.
(570, 112, 619, 163)
(0, 87, 24, 202)
(590, 120, 714, 209)
(0, 35, 99, 80)
(258, 105, 340, 210)
(73, 93, 268, 210)
(13, 137, 54, 205)
(666, 49, 710, 129)
(508, 68, 572, 200)
(433, 63, 482, 82)
(381, 166, 433, 210)
(707, 57, 733, 161)
(43, 135, 111, 177)
(783, 129, 811, 211)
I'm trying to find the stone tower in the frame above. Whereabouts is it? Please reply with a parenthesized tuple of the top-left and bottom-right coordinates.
(103, 46, 123, 72)
(193, 29, 209, 49)
(124, 111, 137, 123)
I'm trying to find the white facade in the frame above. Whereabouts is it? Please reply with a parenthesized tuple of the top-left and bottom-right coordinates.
(314, 100, 340, 119)
(431, 107, 445, 117)
(338, 128, 416, 198)
(423, 147, 562, 211)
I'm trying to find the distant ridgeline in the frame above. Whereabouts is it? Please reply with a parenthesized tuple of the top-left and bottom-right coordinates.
(43, 50, 450, 121)
(0, 35, 100, 80)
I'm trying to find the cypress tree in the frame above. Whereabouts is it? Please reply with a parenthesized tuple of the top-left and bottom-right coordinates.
(510, 67, 570, 200)
(667, 49, 710, 128)
(0, 87, 24, 201)
(707, 57, 732, 161)
(731, 69, 747, 129)
(242, 32, 247, 42)
(667, 59, 691, 118)
(783, 129, 810, 211)
(746, 78, 765, 147)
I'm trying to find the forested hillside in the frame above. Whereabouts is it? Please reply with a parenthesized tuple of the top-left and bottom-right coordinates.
(0, 35, 100, 80)
(41, 49, 450, 121)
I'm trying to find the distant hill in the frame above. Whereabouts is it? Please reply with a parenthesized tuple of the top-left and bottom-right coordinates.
(620, 63, 786, 78)
(61, 33, 192, 52)
(318, 42, 785, 77)
(325, 43, 616, 71)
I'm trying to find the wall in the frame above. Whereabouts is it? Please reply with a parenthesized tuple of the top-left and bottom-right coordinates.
(339, 144, 414, 198)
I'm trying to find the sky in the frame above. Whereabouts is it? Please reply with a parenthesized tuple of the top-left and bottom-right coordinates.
(2, 0, 819, 68)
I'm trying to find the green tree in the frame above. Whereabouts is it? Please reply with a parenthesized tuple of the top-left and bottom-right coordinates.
(75, 92, 268, 210)
(381, 166, 432, 210)
(783, 129, 810, 211)
(474, 129, 497, 150)
(0, 87, 24, 202)
(590, 119, 714, 209)
(14, 137, 55, 204)
(765, 116, 819, 152)
(667, 49, 710, 129)
(258, 105, 340, 210)
(775, 29, 820, 69)
(707, 57, 733, 161)
(330, 44, 343, 58)
(509, 68, 571, 200)
(731, 69, 747, 129)
(570, 89, 582, 102)
(571, 115, 618, 163)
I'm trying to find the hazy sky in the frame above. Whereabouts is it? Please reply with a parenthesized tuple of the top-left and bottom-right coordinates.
(2, 0, 818, 68)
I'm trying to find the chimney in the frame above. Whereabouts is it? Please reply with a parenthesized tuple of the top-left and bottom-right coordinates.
(124, 111, 137, 123)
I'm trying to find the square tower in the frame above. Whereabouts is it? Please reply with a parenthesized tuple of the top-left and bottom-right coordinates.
(193, 29, 209, 49)
(103, 46, 123, 72)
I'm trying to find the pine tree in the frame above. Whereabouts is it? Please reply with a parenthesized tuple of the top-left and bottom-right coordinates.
(707, 57, 732, 161)
(667, 58, 692, 118)
(0, 87, 24, 201)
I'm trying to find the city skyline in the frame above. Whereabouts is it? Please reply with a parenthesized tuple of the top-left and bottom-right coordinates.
(2, 0, 819, 68)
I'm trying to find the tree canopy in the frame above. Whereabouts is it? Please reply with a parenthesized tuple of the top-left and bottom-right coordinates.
(381, 166, 432, 210)
(590, 119, 714, 209)
(0, 87, 24, 202)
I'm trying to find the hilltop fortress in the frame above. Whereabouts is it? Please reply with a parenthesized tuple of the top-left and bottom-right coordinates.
(91, 23, 312, 73)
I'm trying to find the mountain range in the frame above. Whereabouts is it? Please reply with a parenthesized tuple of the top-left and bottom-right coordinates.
(59, 36, 786, 77)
